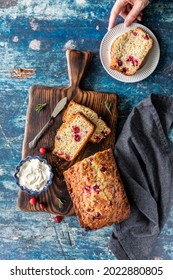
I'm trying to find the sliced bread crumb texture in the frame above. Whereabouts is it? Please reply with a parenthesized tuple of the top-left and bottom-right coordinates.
(53, 112, 95, 161)
(63, 100, 111, 143)
(110, 27, 153, 76)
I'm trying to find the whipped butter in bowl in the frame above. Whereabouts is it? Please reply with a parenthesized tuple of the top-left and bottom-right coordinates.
(14, 156, 53, 195)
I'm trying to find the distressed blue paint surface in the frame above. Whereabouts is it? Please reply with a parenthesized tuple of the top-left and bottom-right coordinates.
(0, 0, 173, 260)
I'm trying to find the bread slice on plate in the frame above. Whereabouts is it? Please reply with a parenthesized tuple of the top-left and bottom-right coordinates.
(64, 148, 130, 230)
(52, 112, 95, 161)
(110, 27, 153, 76)
(63, 100, 111, 143)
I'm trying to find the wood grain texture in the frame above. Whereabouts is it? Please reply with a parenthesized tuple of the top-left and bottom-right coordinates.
(18, 50, 118, 215)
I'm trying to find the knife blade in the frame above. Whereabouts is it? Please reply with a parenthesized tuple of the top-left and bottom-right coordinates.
(51, 97, 67, 118)
(29, 97, 67, 149)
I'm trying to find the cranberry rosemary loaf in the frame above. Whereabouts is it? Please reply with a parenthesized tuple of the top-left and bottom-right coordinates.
(62, 100, 111, 143)
(52, 112, 95, 161)
(64, 148, 130, 230)
(110, 27, 153, 76)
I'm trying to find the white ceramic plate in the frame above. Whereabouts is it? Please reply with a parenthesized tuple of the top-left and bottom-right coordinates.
(100, 23, 160, 83)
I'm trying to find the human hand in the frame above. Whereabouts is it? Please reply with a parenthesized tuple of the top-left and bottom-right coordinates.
(108, 0, 149, 30)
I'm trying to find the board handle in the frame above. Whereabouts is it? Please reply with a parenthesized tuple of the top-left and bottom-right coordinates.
(66, 49, 93, 89)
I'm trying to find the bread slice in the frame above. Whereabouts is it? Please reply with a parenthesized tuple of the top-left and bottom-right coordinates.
(110, 27, 153, 76)
(52, 112, 95, 161)
(63, 100, 111, 143)
(64, 148, 130, 230)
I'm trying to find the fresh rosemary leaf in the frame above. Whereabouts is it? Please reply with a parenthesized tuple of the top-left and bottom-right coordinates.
(35, 103, 47, 112)
(58, 198, 64, 208)
(105, 101, 112, 114)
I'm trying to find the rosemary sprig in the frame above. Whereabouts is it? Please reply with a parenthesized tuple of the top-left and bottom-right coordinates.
(105, 101, 112, 115)
(58, 198, 64, 209)
(35, 103, 47, 112)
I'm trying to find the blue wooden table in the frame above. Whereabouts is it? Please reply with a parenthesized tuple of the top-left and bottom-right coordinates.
(0, 0, 173, 260)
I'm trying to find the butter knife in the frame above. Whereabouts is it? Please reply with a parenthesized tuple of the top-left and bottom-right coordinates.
(29, 97, 67, 149)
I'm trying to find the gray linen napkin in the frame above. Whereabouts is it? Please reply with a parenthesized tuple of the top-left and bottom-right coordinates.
(109, 94, 173, 260)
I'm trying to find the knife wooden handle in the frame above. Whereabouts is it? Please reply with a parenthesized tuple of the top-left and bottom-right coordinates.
(66, 49, 93, 89)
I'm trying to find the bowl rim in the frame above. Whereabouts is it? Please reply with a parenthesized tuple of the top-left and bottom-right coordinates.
(14, 156, 53, 195)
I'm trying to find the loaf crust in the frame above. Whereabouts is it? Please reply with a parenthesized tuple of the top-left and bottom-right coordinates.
(64, 148, 130, 230)
(110, 27, 153, 76)
(52, 112, 95, 161)
(63, 100, 111, 143)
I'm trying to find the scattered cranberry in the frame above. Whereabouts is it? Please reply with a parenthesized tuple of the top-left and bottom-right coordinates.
(144, 34, 149, 40)
(89, 157, 94, 163)
(54, 215, 62, 223)
(72, 125, 80, 134)
(69, 165, 74, 171)
(95, 136, 101, 142)
(55, 136, 61, 141)
(118, 59, 123, 67)
(126, 55, 138, 67)
(57, 151, 64, 156)
(83, 185, 93, 194)
(101, 130, 108, 137)
(65, 154, 71, 161)
(40, 203, 46, 210)
(122, 67, 127, 73)
(100, 164, 107, 172)
(133, 59, 138, 66)
(133, 31, 138, 36)
(29, 197, 37, 205)
(39, 147, 47, 154)
(93, 212, 101, 220)
(93, 184, 100, 193)
(74, 134, 81, 142)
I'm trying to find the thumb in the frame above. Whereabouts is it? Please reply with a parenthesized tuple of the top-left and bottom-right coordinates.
(124, 2, 144, 27)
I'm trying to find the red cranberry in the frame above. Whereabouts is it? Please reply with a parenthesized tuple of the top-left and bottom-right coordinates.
(101, 130, 108, 136)
(133, 31, 138, 36)
(29, 197, 37, 205)
(40, 203, 46, 210)
(65, 154, 71, 161)
(133, 59, 138, 66)
(144, 34, 149, 40)
(55, 136, 61, 141)
(100, 164, 107, 172)
(57, 151, 64, 156)
(95, 136, 101, 142)
(39, 147, 47, 154)
(69, 165, 74, 171)
(93, 184, 100, 193)
(126, 55, 138, 66)
(122, 67, 127, 73)
(126, 55, 133, 62)
(118, 59, 123, 66)
(83, 185, 92, 194)
(74, 134, 81, 142)
(54, 215, 62, 223)
(93, 212, 101, 220)
(72, 126, 80, 134)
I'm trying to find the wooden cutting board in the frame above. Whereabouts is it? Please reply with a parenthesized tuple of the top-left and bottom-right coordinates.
(17, 49, 118, 216)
